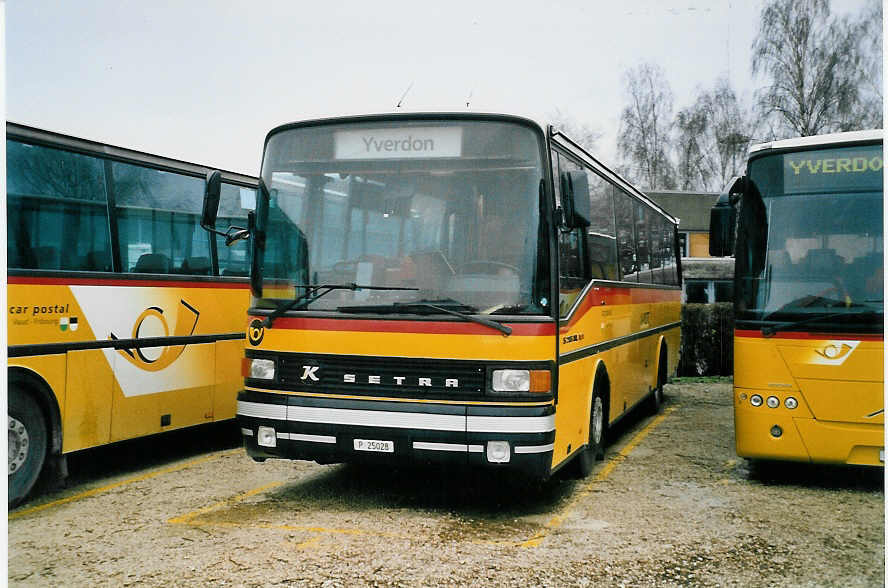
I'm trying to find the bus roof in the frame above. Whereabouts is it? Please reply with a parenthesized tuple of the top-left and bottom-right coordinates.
(749, 129, 883, 155)
(6, 121, 259, 187)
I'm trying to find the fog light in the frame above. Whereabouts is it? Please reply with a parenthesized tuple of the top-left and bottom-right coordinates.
(257, 426, 277, 448)
(766, 396, 780, 409)
(770, 425, 783, 438)
(785, 397, 798, 410)
(486, 441, 511, 463)
(750, 395, 763, 407)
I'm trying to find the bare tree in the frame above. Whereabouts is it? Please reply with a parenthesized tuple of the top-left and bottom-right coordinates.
(752, 0, 872, 137)
(856, 0, 883, 129)
(617, 63, 676, 190)
(676, 79, 752, 192)
(548, 108, 602, 154)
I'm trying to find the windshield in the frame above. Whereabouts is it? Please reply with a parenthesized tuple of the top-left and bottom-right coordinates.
(255, 118, 549, 316)
(735, 142, 883, 333)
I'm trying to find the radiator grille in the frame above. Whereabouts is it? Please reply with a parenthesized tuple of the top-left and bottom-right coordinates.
(274, 353, 486, 398)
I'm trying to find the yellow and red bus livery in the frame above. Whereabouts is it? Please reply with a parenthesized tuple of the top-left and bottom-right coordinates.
(203, 113, 682, 480)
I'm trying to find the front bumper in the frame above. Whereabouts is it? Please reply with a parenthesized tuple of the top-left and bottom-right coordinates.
(236, 389, 555, 479)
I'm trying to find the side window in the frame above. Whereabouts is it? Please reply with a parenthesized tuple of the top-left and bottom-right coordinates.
(649, 213, 664, 283)
(217, 183, 253, 276)
(665, 224, 679, 285)
(634, 201, 651, 283)
(585, 170, 618, 281)
(6, 140, 112, 272)
(112, 162, 207, 274)
(556, 153, 589, 317)
(614, 188, 636, 281)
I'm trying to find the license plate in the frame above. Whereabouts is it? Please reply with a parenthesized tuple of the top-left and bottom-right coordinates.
(353, 439, 394, 453)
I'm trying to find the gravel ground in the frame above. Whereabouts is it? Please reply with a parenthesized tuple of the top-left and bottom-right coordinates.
(8, 381, 884, 587)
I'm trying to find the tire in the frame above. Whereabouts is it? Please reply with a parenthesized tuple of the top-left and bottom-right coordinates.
(9, 387, 48, 508)
(647, 350, 667, 415)
(576, 386, 606, 477)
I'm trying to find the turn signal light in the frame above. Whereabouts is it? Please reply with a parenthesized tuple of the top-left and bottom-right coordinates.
(529, 370, 552, 393)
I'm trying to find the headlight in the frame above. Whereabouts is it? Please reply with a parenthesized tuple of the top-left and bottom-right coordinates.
(492, 369, 530, 392)
(491, 369, 551, 393)
(249, 358, 276, 380)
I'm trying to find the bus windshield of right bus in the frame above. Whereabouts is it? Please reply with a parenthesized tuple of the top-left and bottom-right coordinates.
(736, 142, 883, 334)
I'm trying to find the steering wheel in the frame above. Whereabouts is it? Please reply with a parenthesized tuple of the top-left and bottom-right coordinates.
(459, 260, 520, 275)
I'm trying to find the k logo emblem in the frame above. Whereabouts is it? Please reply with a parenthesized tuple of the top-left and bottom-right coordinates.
(248, 319, 265, 346)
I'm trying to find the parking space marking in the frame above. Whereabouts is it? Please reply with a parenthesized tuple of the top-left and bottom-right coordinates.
(167, 482, 411, 540)
(9, 449, 242, 521)
(518, 406, 678, 548)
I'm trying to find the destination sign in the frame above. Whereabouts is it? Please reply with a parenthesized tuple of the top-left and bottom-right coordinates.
(783, 144, 883, 194)
(334, 126, 462, 160)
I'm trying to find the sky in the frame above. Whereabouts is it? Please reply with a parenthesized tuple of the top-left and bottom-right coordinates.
(4, 0, 872, 176)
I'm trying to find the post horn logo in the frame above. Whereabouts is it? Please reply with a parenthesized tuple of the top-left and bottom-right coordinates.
(248, 319, 265, 346)
(112, 300, 199, 372)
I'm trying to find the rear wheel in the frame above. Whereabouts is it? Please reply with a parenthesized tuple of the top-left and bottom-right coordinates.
(648, 349, 667, 415)
(576, 386, 606, 477)
(9, 387, 47, 508)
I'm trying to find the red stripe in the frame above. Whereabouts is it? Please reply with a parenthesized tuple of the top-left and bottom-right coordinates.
(8, 275, 251, 289)
(562, 284, 681, 329)
(257, 316, 556, 336)
(735, 329, 884, 342)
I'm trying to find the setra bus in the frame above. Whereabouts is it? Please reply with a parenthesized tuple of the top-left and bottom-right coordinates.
(7, 122, 258, 506)
(710, 129, 884, 466)
(201, 112, 682, 480)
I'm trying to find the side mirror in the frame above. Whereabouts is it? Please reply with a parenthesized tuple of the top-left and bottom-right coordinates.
(561, 170, 591, 229)
(201, 170, 222, 231)
(709, 175, 744, 256)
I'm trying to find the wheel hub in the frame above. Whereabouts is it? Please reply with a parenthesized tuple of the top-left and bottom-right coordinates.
(9, 416, 30, 476)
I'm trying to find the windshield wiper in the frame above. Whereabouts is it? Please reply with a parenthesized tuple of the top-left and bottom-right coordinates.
(263, 283, 418, 328)
(337, 298, 513, 336)
(761, 309, 883, 337)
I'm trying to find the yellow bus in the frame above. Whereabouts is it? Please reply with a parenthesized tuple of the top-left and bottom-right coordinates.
(201, 113, 682, 480)
(710, 130, 883, 466)
(7, 122, 257, 506)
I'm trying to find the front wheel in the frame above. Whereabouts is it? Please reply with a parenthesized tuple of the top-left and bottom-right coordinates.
(9, 388, 48, 508)
(576, 389, 606, 477)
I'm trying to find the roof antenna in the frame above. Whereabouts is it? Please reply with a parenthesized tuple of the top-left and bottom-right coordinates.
(396, 81, 414, 108)
(465, 89, 473, 109)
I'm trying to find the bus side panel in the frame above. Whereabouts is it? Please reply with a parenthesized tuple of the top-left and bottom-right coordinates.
(64, 349, 113, 452)
(110, 342, 215, 442)
(650, 300, 682, 385)
(552, 356, 594, 468)
(214, 338, 246, 421)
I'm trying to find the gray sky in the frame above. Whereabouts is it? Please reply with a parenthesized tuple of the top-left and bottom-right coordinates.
(4, 1, 868, 176)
